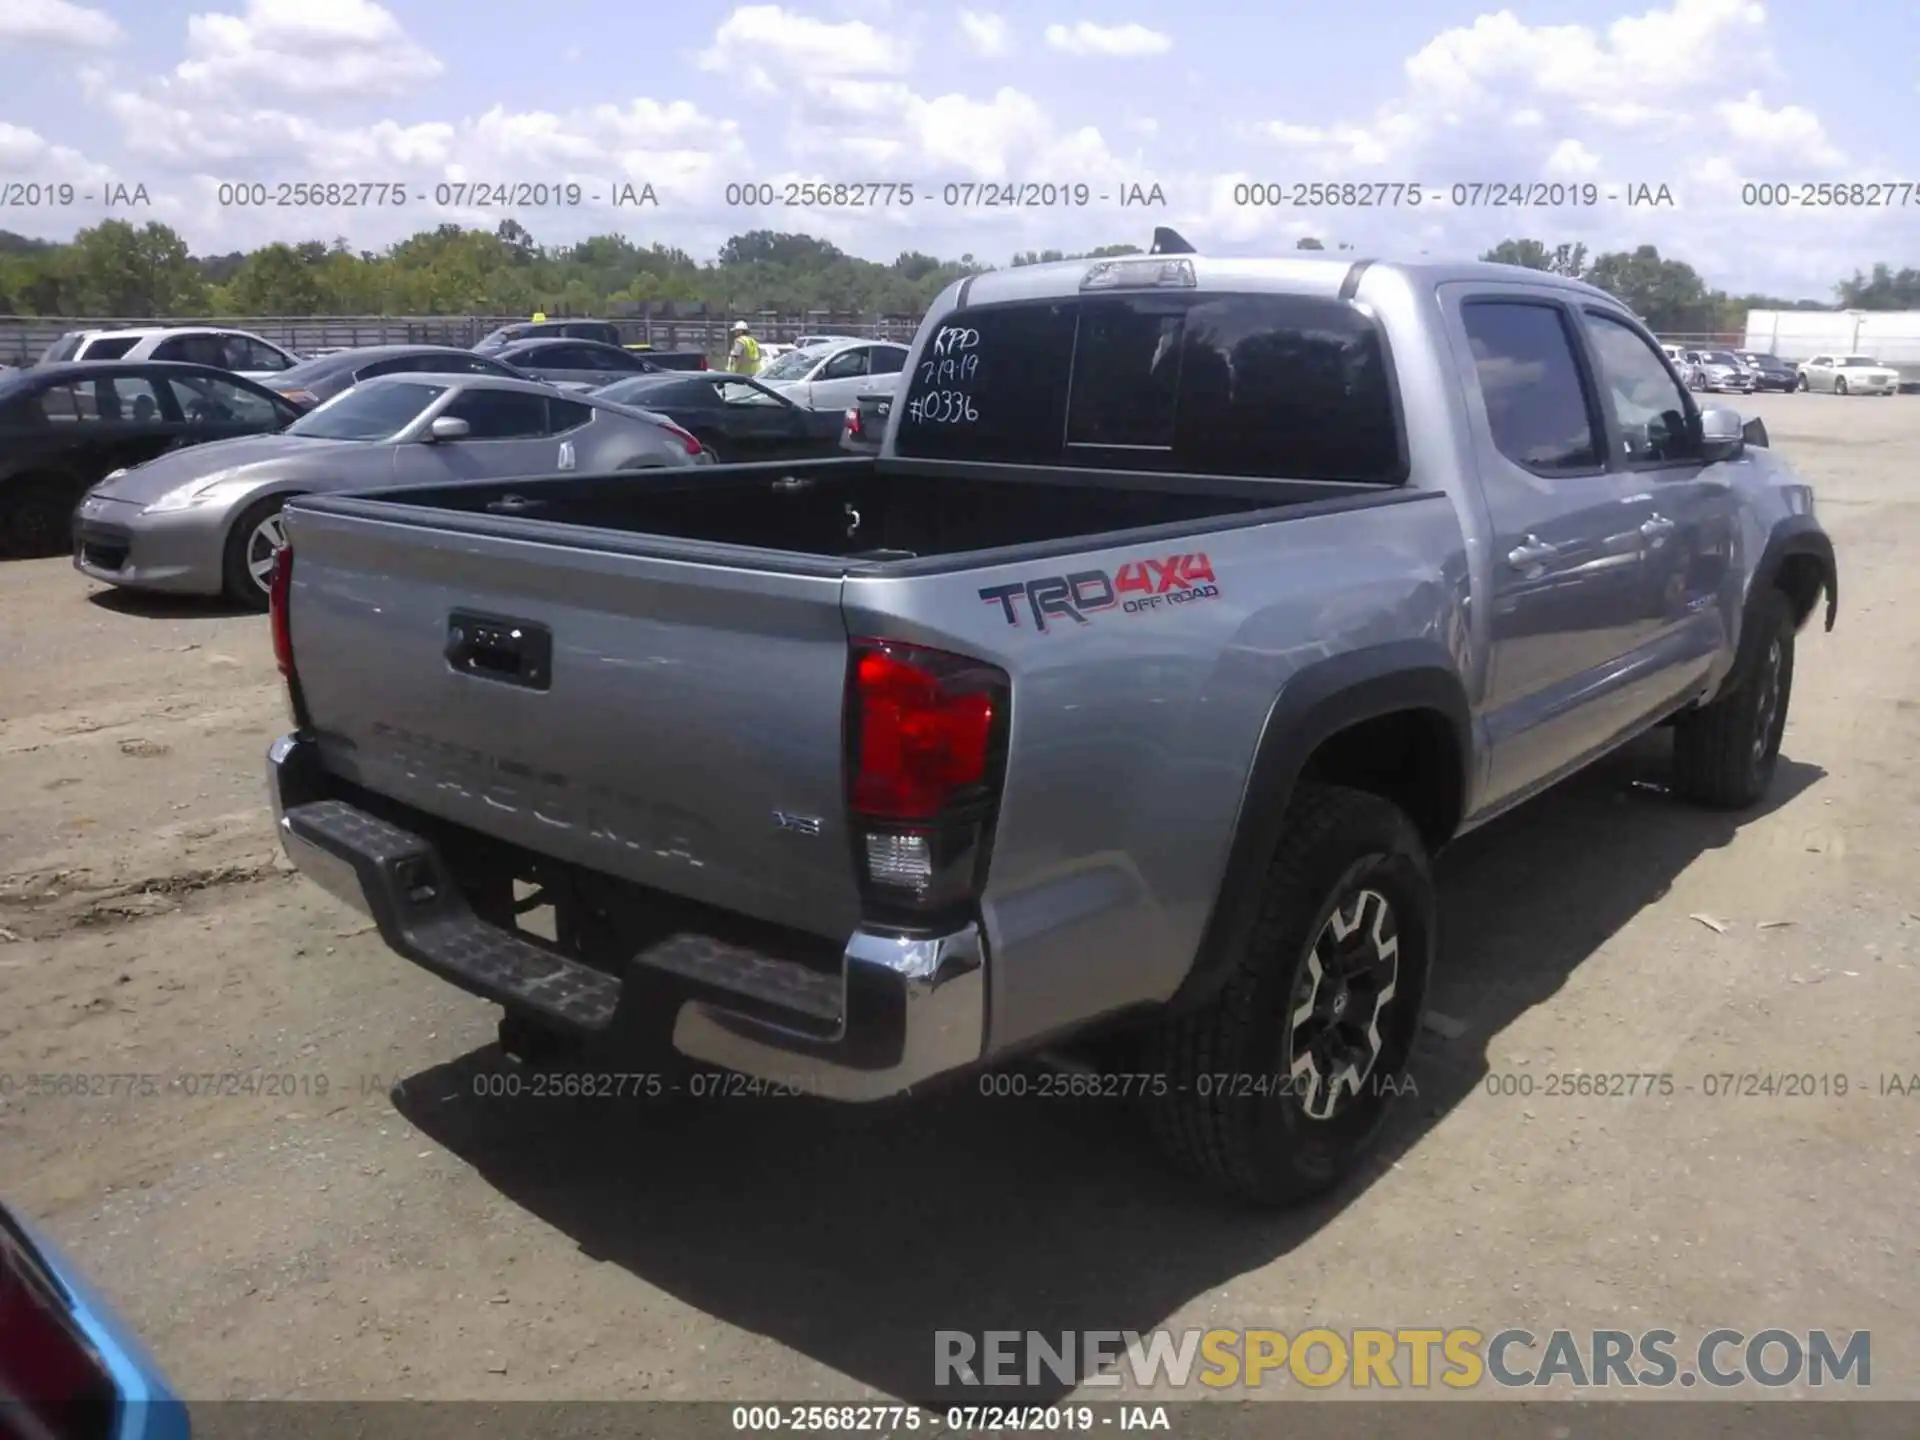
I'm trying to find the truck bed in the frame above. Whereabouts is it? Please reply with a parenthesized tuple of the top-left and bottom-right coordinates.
(280, 456, 1418, 944)
(324, 457, 1362, 566)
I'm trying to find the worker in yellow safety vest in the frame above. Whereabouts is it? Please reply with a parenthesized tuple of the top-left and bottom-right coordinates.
(727, 320, 761, 376)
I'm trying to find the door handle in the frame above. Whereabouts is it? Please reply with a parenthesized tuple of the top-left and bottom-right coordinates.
(1507, 536, 1559, 568)
(1640, 514, 1675, 540)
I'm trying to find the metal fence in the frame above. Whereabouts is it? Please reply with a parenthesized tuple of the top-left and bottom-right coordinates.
(0, 312, 923, 366)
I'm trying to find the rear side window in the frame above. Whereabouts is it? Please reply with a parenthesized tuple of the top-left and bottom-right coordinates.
(895, 293, 1404, 482)
(79, 336, 139, 360)
(1460, 301, 1601, 473)
(547, 398, 592, 432)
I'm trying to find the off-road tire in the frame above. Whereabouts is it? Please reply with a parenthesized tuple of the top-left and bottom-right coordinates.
(1146, 783, 1435, 1207)
(1672, 587, 1797, 810)
(221, 494, 292, 610)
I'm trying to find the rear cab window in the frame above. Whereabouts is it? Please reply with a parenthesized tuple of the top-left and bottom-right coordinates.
(894, 291, 1406, 482)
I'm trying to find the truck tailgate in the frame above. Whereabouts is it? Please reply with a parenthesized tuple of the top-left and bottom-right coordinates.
(284, 505, 863, 940)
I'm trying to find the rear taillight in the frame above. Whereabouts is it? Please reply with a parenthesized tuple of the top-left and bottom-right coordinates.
(696, 355, 709, 370)
(269, 543, 295, 678)
(0, 1222, 118, 1434)
(844, 407, 862, 437)
(656, 420, 703, 456)
(846, 639, 1009, 922)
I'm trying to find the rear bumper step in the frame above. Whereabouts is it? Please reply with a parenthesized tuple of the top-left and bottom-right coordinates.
(267, 733, 987, 1100)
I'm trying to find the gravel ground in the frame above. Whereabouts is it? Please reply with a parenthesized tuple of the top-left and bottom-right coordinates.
(1, 391, 1916, 1405)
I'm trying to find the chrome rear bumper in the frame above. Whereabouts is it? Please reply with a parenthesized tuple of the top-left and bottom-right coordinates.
(267, 732, 985, 1100)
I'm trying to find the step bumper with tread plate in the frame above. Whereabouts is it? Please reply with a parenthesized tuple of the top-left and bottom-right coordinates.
(266, 732, 986, 1100)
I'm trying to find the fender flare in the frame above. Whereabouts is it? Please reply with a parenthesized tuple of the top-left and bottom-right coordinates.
(1749, 513, 1837, 635)
(1167, 640, 1473, 1014)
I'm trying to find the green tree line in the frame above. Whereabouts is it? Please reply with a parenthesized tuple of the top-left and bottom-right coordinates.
(1477, 238, 1920, 333)
(1, 217, 1913, 332)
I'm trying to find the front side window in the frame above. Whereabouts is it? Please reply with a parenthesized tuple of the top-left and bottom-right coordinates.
(820, 348, 871, 381)
(287, 381, 446, 440)
(1582, 311, 1701, 466)
(166, 373, 283, 426)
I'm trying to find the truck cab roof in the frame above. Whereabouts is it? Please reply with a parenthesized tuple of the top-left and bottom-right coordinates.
(944, 253, 1623, 310)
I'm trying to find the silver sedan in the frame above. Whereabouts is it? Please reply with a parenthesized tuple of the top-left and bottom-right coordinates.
(753, 338, 910, 411)
(73, 373, 707, 608)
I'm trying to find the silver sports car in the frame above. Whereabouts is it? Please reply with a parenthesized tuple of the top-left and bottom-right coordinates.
(73, 373, 708, 608)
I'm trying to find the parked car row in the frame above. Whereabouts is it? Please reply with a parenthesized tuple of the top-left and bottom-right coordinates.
(0, 328, 879, 586)
(1658, 341, 1903, 395)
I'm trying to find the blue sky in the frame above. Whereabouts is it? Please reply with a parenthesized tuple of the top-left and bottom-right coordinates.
(1, 0, 1915, 298)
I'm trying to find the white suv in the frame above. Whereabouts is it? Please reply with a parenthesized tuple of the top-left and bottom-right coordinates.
(41, 326, 300, 380)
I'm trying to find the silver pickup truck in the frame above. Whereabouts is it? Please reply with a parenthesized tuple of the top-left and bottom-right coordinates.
(264, 243, 1837, 1206)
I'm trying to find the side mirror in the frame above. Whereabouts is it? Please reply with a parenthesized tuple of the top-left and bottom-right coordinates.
(427, 415, 470, 442)
(1699, 406, 1745, 463)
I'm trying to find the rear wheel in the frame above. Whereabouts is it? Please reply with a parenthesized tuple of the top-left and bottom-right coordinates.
(1797, 373, 1809, 391)
(221, 494, 292, 610)
(1145, 784, 1434, 1206)
(0, 476, 76, 559)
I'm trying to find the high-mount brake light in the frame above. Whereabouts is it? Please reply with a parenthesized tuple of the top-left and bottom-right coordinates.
(1081, 257, 1197, 291)
(846, 640, 1010, 922)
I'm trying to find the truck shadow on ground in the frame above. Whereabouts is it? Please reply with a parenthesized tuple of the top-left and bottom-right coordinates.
(395, 732, 1824, 1406)
(84, 587, 257, 620)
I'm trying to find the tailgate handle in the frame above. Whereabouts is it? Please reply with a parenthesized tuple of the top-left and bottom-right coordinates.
(445, 611, 552, 691)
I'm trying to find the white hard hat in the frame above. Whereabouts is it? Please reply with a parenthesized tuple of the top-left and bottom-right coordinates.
(732, 320, 750, 332)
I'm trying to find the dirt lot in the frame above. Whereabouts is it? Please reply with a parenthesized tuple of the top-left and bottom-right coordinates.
(3, 391, 1917, 1405)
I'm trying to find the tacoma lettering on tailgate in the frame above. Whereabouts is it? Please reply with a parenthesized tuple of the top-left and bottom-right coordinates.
(978, 553, 1220, 632)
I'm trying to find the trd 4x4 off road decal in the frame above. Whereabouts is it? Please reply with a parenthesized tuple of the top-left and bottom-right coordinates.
(979, 553, 1221, 632)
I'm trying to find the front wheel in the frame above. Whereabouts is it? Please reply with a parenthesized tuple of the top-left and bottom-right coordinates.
(1671, 589, 1796, 809)
(1797, 373, 1809, 391)
(1834, 376, 1848, 396)
(221, 494, 292, 610)
(1145, 784, 1435, 1207)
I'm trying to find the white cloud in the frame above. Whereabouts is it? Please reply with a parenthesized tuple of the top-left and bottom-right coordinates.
(175, 0, 443, 100)
(0, 0, 122, 48)
(957, 10, 1009, 57)
(1544, 138, 1601, 177)
(698, 4, 910, 93)
(1043, 21, 1171, 58)
(1716, 91, 1844, 168)
(0, 123, 116, 187)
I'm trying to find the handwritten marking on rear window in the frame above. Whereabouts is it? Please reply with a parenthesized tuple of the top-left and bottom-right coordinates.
(931, 326, 979, 355)
(907, 390, 977, 424)
(918, 353, 979, 387)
